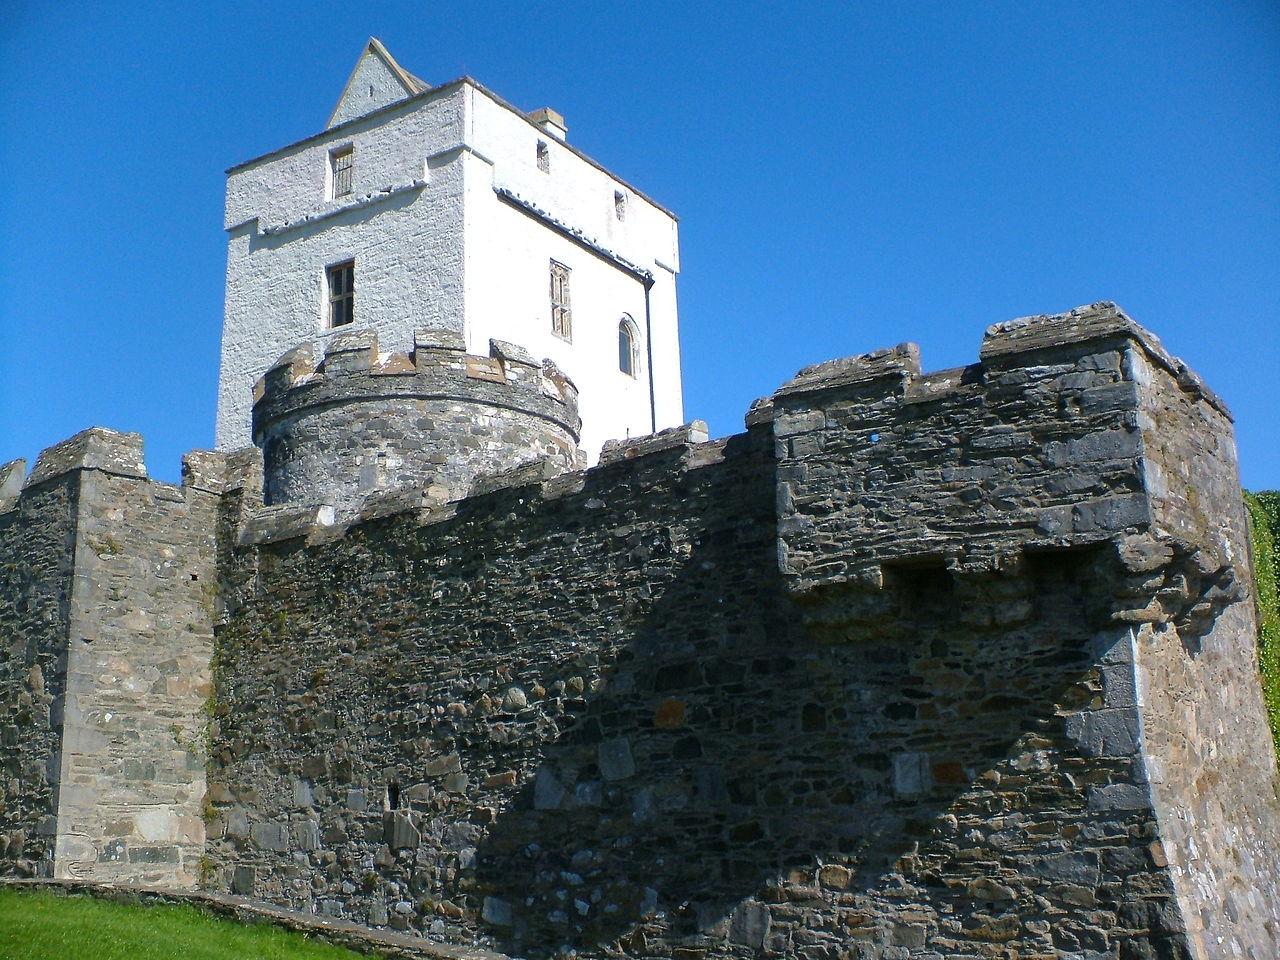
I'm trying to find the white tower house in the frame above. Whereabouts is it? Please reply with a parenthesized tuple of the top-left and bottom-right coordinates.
(216, 38, 683, 462)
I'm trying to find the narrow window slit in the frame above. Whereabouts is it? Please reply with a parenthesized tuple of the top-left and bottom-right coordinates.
(550, 261, 572, 340)
(327, 260, 355, 328)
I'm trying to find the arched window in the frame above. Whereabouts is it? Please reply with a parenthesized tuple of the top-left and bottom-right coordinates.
(618, 316, 638, 377)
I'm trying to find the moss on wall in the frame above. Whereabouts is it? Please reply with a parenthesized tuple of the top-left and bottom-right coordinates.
(1245, 491, 1280, 748)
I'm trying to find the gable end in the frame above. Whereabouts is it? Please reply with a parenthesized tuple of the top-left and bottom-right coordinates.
(326, 37, 429, 129)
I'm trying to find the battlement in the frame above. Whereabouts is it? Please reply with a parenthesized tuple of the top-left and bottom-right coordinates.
(4, 304, 1277, 958)
(252, 328, 583, 515)
(763, 302, 1243, 598)
(1, 428, 233, 507)
(982, 301, 1231, 416)
(252, 328, 580, 424)
(762, 302, 1226, 415)
(226, 304, 1237, 560)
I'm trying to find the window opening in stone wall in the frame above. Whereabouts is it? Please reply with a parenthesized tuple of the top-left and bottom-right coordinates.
(386, 782, 400, 811)
(330, 145, 354, 199)
(614, 190, 627, 221)
(550, 261, 572, 340)
(327, 260, 355, 328)
(619, 315, 638, 377)
(537, 139, 550, 172)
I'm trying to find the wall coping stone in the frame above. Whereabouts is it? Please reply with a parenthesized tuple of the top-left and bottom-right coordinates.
(415, 327, 466, 353)
(487, 338, 537, 368)
(238, 503, 336, 547)
(468, 456, 565, 497)
(181, 450, 231, 495)
(598, 421, 710, 465)
(25, 428, 147, 489)
(743, 397, 776, 429)
(773, 344, 921, 400)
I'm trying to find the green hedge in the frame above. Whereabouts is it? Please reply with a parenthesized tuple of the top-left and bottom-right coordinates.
(1245, 491, 1280, 750)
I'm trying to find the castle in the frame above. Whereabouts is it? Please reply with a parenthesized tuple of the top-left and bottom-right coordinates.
(217, 38, 682, 464)
(3, 40, 1279, 960)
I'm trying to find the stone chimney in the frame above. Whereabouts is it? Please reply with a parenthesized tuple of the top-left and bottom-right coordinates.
(527, 107, 568, 141)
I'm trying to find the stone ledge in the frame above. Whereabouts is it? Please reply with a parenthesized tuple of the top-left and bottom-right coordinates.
(494, 187, 654, 282)
(773, 344, 921, 400)
(598, 421, 710, 465)
(0, 878, 509, 960)
(258, 176, 430, 238)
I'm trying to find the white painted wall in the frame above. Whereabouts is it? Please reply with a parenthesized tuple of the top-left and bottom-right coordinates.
(217, 73, 683, 461)
(466, 175, 654, 459)
(328, 47, 417, 128)
(462, 85, 683, 460)
(217, 87, 468, 449)
(646, 265, 684, 432)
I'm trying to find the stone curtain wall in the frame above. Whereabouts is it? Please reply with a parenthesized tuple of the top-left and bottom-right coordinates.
(202, 306, 1278, 958)
(52, 435, 222, 887)
(0, 431, 221, 887)
(4, 304, 1276, 957)
(0, 462, 79, 876)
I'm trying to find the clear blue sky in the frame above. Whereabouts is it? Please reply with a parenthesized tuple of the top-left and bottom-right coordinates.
(1, 1, 1277, 487)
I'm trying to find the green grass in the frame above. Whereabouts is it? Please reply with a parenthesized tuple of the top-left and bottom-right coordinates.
(0, 889, 373, 960)
(1245, 490, 1280, 751)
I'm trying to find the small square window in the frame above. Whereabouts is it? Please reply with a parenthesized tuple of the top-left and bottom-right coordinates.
(330, 146, 354, 199)
(327, 260, 354, 328)
(537, 140, 550, 173)
(614, 190, 627, 221)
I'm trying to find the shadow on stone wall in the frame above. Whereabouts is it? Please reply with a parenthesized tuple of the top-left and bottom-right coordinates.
(471, 490, 1116, 955)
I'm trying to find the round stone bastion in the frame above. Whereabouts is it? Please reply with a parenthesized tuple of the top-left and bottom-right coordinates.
(251, 327, 582, 513)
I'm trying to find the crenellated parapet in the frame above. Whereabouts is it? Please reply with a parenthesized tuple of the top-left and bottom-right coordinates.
(251, 328, 583, 514)
(766, 301, 1242, 594)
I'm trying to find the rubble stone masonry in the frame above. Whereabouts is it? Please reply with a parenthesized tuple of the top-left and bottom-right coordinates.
(2, 304, 1278, 959)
